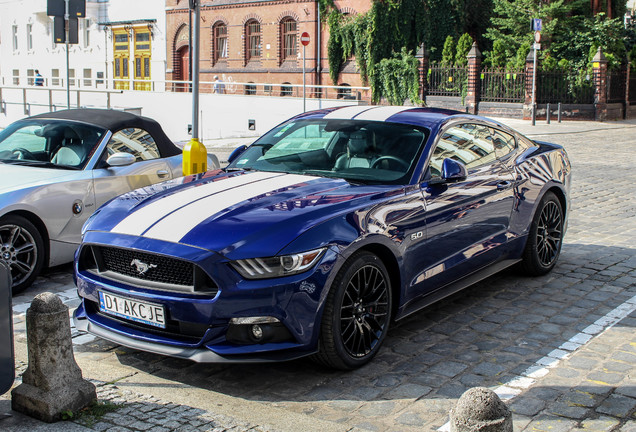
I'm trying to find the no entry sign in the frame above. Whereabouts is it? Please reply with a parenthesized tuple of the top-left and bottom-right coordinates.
(301, 32, 310, 46)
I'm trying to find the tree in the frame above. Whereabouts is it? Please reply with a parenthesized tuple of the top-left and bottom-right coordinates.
(455, 33, 473, 66)
(441, 36, 456, 65)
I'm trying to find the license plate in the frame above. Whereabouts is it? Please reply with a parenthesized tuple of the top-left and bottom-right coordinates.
(98, 291, 166, 329)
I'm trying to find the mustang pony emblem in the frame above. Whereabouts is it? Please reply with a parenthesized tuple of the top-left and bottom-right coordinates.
(130, 259, 157, 275)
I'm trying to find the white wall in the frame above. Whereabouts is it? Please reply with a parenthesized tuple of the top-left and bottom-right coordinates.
(0, 88, 360, 142)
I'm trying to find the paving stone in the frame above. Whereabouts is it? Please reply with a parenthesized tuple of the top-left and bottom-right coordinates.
(428, 361, 468, 378)
(596, 394, 636, 417)
(578, 416, 621, 431)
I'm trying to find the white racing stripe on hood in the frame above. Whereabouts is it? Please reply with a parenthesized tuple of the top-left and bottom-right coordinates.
(141, 173, 317, 243)
(111, 171, 281, 236)
(323, 105, 374, 120)
(354, 106, 414, 121)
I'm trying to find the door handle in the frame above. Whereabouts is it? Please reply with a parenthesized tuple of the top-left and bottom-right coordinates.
(157, 169, 169, 178)
(496, 181, 512, 190)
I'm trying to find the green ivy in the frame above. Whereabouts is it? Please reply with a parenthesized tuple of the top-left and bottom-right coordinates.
(375, 48, 423, 105)
(324, 0, 426, 105)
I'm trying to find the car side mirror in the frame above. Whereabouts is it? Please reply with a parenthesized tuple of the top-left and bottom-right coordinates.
(429, 158, 467, 185)
(106, 152, 136, 167)
(227, 145, 247, 164)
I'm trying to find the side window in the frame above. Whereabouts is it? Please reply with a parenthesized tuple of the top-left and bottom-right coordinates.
(106, 128, 160, 162)
(490, 128, 516, 160)
(429, 123, 496, 176)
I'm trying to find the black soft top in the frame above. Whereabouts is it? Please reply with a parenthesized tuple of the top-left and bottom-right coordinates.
(29, 109, 180, 157)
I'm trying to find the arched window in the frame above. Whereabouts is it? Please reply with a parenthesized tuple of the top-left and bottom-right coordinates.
(281, 82, 293, 96)
(280, 18, 297, 61)
(212, 22, 228, 65)
(337, 83, 352, 99)
(245, 20, 261, 62)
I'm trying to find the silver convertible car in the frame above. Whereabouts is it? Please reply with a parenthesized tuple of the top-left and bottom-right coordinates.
(0, 109, 219, 293)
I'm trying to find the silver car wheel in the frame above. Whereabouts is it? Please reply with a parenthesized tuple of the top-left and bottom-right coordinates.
(0, 223, 38, 290)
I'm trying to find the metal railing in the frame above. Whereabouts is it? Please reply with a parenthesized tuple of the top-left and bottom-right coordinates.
(427, 64, 468, 97)
(2, 75, 370, 101)
(480, 68, 525, 103)
(537, 70, 595, 104)
(607, 69, 626, 104)
(0, 85, 123, 115)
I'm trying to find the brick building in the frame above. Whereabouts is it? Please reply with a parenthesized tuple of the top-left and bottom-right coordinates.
(164, 0, 371, 97)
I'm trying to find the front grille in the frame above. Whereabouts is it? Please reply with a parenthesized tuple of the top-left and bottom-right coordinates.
(81, 245, 219, 295)
(98, 246, 193, 286)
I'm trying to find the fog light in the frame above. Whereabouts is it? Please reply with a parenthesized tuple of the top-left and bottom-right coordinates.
(251, 324, 263, 340)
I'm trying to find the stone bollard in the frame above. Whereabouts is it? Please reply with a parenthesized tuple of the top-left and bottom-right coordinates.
(450, 387, 513, 432)
(11, 292, 96, 422)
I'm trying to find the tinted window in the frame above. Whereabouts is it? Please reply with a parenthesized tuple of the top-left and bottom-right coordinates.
(430, 123, 496, 176)
(107, 128, 160, 162)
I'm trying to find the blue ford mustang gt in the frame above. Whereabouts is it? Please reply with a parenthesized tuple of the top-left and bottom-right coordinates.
(74, 106, 571, 369)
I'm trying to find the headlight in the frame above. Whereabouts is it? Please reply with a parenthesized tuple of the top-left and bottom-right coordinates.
(230, 248, 326, 279)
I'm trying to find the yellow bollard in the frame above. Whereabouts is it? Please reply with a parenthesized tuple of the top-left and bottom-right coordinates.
(182, 137, 208, 176)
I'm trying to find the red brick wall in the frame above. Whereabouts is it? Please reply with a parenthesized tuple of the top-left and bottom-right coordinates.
(165, 0, 370, 97)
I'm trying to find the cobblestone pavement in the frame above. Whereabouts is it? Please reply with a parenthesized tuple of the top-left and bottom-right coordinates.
(1, 119, 635, 431)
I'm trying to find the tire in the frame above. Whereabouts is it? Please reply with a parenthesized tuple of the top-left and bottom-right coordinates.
(519, 191, 564, 276)
(313, 251, 392, 370)
(0, 215, 45, 294)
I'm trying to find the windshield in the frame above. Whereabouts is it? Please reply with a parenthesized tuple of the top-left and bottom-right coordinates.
(0, 119, 105, 169)
(227, 119, 429, 185)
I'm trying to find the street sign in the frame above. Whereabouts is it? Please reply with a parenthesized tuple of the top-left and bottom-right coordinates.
(533, 42, 541, 50)
(47, 0, 85, 18)
(301, 32, 310, 46)
(534, 31, 541, 43)
(532, 18, 542, 31)
(53, 16, 78, 44)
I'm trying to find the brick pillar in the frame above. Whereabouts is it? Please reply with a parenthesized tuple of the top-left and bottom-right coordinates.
(593, 47, 608, 121)
(416, 43, 429, 103)
(523, 49, 539, 120)
(466, 42, 481, 114)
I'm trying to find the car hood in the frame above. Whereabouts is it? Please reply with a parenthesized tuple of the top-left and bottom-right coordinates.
(0, 164, 81, 194)
(87, 170, 397, 259)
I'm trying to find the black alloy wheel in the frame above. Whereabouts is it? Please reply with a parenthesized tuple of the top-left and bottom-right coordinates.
(0, 215, 45, 294)
(520, 191, 563, 276)
(314, 251, 392, 370)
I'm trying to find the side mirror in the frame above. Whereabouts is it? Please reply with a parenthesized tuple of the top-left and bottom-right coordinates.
(430, 158, 467, 185)
(106, 152, 136, 167)
(227, 145, 247, 164)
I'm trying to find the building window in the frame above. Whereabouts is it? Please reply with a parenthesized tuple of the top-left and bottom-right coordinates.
(281, 82, 293, 96)
(244, 82, 256, 95)
(134, 29, 151, 90)
(82, 18, 90, 47)
(281, 18, 297, 60)
(12, 69, 20, 85)
(83, 69, 92, 87)
(69, 69, 76, 87)
(113, 30, 130, 90)
(27, 69, 35, 86)
(245, 20, 261, 62)
(212, 22, 227, 64)
(52, 69, 60, 86)
(27, 24, 33, 51)
(12, 25, 18, 51)
(337, 83, 352, 99)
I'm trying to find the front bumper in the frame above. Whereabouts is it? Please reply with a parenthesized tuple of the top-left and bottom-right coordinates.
(74, 233, 339, 362)
(73, 305, 316, 362)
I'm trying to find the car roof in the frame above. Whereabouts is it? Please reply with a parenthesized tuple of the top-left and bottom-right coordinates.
(27, 108, 180, 157)
(292, 106, 512, 132)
